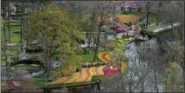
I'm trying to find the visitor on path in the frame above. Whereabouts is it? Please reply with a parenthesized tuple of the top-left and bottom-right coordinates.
(91, 80, 96, 92)
(96, 80, 101, 92)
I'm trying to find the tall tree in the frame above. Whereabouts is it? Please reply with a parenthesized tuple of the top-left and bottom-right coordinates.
(145, 2, 152, 28)
(7, 0, 11, 42)
(24, 3, 84, 80)
(1, 0, 10, 81)
(93, 1, 113, 61)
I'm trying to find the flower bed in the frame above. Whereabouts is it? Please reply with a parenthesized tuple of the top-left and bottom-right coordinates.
(48, 66, 105, 85)
(120, 63, 127, 73)
(47, 63, 127, 86)
(98, 52, 112, 63)
(116, 15, 141, 24)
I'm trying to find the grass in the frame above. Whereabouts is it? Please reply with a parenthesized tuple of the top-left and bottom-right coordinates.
(81, 53, 102, 62)
(1, 20, 22, 64)
(10, 25, 21, 43)
(13, 64, 36, 70)
(1, 57, 14, 65)
(1, 49, 19, 64)
(33, 80, 48, 88)
(2, 20, 22, 43)
(120, 11, 143, 16)
(33, 79, 92, 89)
(81, 54, 95, 62)
(6, 22, 21, 26)
(2, 25, 21, 43)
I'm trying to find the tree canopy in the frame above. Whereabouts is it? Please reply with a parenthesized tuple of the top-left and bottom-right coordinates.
(24, 3, 84, 57)
(24, 3, 84, 79)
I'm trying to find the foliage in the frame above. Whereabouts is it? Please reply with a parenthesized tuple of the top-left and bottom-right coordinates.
(150, 16, 157, 23)
(163, 62, 184, 92)
(61, 55, 83, 76)
(136, 24, 141, 32)
(110, 39, 129, 65)
(24, 3, 84, 56)
(24, 3, 84, 79)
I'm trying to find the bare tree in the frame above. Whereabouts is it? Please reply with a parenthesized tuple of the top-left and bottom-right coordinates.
(93, 1, 113, 61)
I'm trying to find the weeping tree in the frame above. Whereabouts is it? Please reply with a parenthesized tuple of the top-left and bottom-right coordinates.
(24, 3, 84, 80)
(55, 1, 97, 54)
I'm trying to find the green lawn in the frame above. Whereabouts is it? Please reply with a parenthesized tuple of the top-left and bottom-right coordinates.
(33, 79, 92, 89)
(10, 25, 21, 43)
(120, 11, 143, 16)
(81, 52, 102, 62)
(33, 80, 48, 88)
(2, 25, 21, 43)
(2, 20, 21, 43)
(1, 21, 24, 64)
(1, 57, 14, 65)
(1, 48, 19, 64)
(13, 64, 37, 70)
(81, 54, 94, 62)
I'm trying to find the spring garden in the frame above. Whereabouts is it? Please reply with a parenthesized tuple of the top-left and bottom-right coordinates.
(1, 0, 184, 93)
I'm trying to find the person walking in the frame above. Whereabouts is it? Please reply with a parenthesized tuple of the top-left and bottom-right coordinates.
(96, 79, 101, 92)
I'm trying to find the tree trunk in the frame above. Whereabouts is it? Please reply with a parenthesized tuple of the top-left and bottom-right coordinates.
(141, 78, 144, 93)
(20, 1, 24, 52)
(26, 0, 32, 47)
(46, 55, 52, 80)
(118, 63, 125, 92)
(182, 60, 185, 93)
(146, 2, 151, 28)
(146, 11, 150, 28)
(128, 66, 132, 93)
(154, 69, 159, 93)
(4, 1, 10, 81)
(113, 2, 116, 27)
(8, 0, 11, 42)
(156, 9, 160, 26)
(88, 32, 92, 54)
(93, 24, 102, 61)
(93, 4, 105, 61)
(117, 75, 119, 92)
(3, 11, 9, 81)
(88, 10, 96, 54)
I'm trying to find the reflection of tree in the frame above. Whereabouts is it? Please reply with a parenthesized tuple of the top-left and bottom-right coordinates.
(161, 41, 184, 92)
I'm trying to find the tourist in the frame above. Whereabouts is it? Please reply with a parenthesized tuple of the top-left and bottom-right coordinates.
(96, 80, 101, 92)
